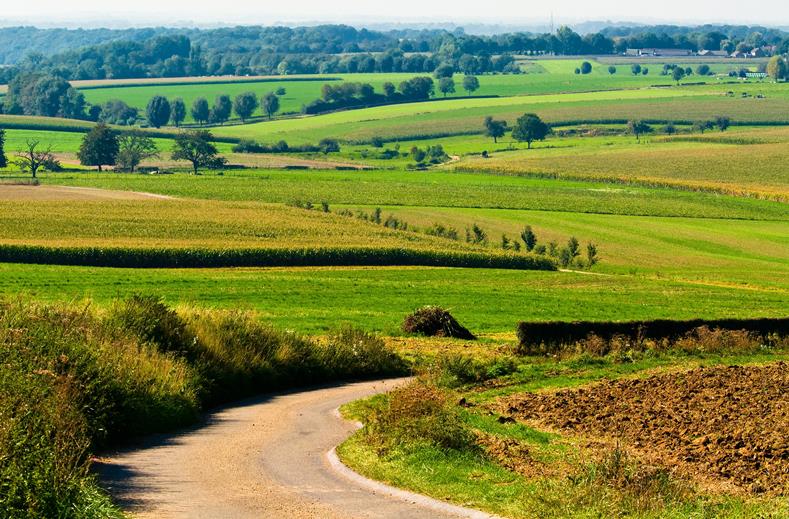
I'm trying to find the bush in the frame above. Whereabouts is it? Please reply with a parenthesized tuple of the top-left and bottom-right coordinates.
(403, 306, 477, 340)
(432, 354, 517, 387)
(108, 294, 191, 355)
(317, 327, 407, 379)
(364, 380, 476, 453)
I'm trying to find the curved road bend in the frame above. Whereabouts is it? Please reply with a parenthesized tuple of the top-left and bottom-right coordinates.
(96, 378, 499, 519)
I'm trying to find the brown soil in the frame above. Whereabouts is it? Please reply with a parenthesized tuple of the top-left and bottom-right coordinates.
(498, 363, 789, 495)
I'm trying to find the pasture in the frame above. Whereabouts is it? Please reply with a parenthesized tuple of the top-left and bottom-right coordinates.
(2, 263, 786, 334)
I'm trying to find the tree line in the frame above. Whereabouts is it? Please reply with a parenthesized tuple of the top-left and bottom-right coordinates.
(1, 78, 287, 126)
(3, 24, 785, 84)
(0, 125, 228, 177)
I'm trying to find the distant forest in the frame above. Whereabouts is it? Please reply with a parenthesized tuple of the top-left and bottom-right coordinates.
(0, 24, 786, 85)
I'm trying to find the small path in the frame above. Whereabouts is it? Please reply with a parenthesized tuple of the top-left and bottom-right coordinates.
(0, 184, 175, 201)
(96, 379, 500, 519)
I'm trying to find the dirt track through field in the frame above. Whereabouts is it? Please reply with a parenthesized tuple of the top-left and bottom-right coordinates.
(0, 185, 174, 201)
(96, 379, 495, 519)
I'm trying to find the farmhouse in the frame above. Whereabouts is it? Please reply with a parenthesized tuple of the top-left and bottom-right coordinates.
(626, 48, 693, 57)
(698, 49, 728, 57)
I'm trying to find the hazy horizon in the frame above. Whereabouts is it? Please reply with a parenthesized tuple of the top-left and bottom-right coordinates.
(1, 0, 788, 29)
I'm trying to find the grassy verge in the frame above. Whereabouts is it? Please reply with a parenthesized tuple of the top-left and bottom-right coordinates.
(0, 296, 407, 517)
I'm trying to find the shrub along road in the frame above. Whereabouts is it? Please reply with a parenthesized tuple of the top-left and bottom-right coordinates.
(96, 378, 496, 519)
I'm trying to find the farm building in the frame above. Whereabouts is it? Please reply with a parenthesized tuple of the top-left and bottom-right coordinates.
(626, 48, 693, 57)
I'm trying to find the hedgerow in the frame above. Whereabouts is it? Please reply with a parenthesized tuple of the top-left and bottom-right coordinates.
(516, 317, 789, 353)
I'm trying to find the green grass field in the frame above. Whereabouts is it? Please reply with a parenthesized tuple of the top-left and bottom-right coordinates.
(0, 67, 786, 329)
(2, 263, 786, 334)
(21, 169, 786, 219)
(75, 64, 699, 123)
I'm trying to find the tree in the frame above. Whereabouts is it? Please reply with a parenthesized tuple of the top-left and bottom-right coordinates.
(520, 226, 537, 252)
(438, 77, 455, 97)
(511, 113, 550, 149)
(99, 99, 138, 126)
(631, 64, 642, 75)
(171, 130, 225, 175)
(398, 77, 434, 100)
(262, 92, 280, 119)
(696, 64, 711, 76)
(766, 56, 787, 81)
(117, 130, 159, 172)
(586, 242, 599, 267)
(608, 65, 617, 75)
(0, 129, 6, 169)
(433, 63, 454, 78)
(462, 75, 480, 95)
(641, 67, 649, 75)
(233, 92, 259, 122)
(580, 61, 592, 74)
(14, 140, 59, 179)
(567, 237, 581, 261)
(4, 73, 85, 119)
(672, 67, 685, 84)
(171, 98, 186, 127)
(483, 116, 507, 143)
(382, 82, 396, 98)
(715, 116, 731, 132)
(318, 138, 340, 154)
(77, 123, 119, 171)
(146, 96, 171, 128)
(693, 120, 713, 134)
(211, 95, 232, 125)
(627, 120, 652, 141)
(191, 97, 210, 126)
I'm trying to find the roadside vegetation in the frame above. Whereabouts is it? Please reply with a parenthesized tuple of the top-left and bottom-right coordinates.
(0, 296, 406, 517)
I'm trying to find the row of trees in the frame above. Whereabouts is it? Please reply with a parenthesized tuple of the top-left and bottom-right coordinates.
(74, 124, 225, 174)
(483, 114, 551, 148)
(0, 124, 225, 177)
(303, 76, 470, 114)
(92, 90, 284, 130)
(627, 116, 731, 141)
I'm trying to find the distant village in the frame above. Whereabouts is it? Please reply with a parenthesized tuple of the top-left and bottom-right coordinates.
(625, 46, 778, 59)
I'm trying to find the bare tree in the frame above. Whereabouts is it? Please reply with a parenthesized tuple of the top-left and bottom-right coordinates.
(14, 140, 59, 178)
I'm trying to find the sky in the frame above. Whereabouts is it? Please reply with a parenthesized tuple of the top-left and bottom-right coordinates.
(1, 0, 788, 27)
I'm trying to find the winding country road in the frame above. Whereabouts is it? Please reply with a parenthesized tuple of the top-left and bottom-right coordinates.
(96, 378, 498, 519)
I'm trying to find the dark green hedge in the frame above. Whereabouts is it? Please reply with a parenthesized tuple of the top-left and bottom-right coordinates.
(0, 244, 557, 271)
(517, 318, 789, 348)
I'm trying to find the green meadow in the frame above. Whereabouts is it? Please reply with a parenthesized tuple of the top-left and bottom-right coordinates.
(2, 263, 786, 334)
(1, 62, 787, 334)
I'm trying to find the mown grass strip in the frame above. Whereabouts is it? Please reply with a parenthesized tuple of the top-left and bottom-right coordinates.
(0, 244, 556, 270)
